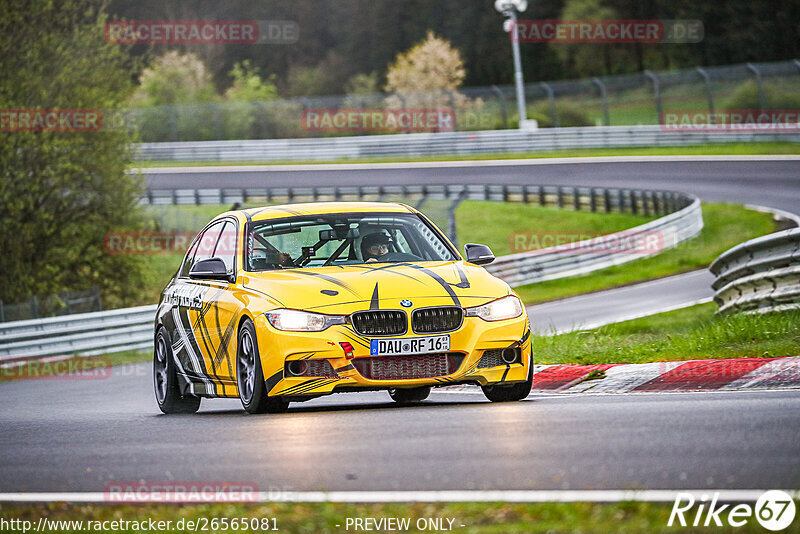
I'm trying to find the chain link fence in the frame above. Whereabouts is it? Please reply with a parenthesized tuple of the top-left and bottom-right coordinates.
(122, 60, 800, 142)
(0, 287, 102, 323)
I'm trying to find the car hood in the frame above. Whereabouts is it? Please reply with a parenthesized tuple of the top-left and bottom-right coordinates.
(241, 261, 511, 314)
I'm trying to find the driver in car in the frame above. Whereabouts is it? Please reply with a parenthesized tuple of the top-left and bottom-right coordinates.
(361, 232, 392, 263)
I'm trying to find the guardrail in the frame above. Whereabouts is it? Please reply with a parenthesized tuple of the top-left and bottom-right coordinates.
(135, 125, 800, 162)
(0, 306, 156, 363)
(2, 184, 701, 362)
(710, 225, 800, 314)
(487, 194, 701, 286)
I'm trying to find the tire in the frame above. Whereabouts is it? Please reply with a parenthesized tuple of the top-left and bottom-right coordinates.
(481, 354, 533, 403)
(237, 318, 289, 414)
(153, 327, 201, 414)
(388, 386, 431, 404)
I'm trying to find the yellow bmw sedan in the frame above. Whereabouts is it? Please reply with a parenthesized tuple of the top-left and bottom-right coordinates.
(153, 202, 532, 414)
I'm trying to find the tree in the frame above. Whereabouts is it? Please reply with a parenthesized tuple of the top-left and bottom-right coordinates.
(0, 0, 145, 308)
(384, 31, 467, 108)
(551, 0, 637, 77)
(129, 51, 217, 106)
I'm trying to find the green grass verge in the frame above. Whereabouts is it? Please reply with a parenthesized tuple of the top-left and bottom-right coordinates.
(534, 303, 800, 365)
(456, 200, 655, 257)
(0, 501, 785, 533)
(514, 203, 776, 304)
(132, 142, 800, 168)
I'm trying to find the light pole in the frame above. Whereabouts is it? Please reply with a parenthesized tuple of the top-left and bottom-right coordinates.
(495, 0, 536, 130)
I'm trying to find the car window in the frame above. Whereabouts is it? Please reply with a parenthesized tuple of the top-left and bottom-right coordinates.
(213, 220, 237, 273)
(178, 234, 202, 278)
(187, 221, 224, 274)
(247, 212, 457, 271)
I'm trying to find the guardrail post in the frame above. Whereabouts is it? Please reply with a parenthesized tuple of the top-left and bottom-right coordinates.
(447, 191, 467, 247)
(538, 186, 545, 206)
(644, 70, 663, 124)
(653, 192, 661, 215)
(416, 187, 428, 209)
(618, 189, 625, 213)
(604, 189, 611, 213)
(491, 85, 508, 129)
(630, 190, 638, 215)
(572, 187, 580, 210)
(171, 190, 178, 205)
(194, 189, 200, 205)
(592, 78, 610, 126)
(522, 185, 530, 204)
(557, 187, 564, 209)
(539, 82, 558, 128)
(642, 191, 651, 217)
(746, 63, 766, 111)
(696, 67, 715, 114)
(590, 189, 597, 212)
(168, 105, 178, 141)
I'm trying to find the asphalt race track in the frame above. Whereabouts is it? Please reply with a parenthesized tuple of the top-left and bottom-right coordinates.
(1, 157, 799, 494)
(1, 366, 799, 492)
(142, 157, 800, 213)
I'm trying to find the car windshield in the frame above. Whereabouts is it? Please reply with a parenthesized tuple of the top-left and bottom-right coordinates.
(246, 212, 458, 271)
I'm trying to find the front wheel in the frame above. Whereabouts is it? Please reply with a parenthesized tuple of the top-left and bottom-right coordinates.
(482, 357, 533, 403)
(154, 327, 201, 414)
(388, 386, 431, 404)
(237, 319, 289, 414)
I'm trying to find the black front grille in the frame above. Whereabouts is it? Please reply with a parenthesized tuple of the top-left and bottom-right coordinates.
(412, 307, 463, 333)
(352, 353, 465, 380)
(351, 310, 407, 336)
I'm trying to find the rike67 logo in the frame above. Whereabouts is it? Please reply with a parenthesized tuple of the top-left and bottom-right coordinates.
(669, 491, 796, 531)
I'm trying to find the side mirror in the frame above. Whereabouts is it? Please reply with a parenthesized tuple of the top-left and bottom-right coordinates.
(464, 243, 495, 265)
(189, 257, 233, 282)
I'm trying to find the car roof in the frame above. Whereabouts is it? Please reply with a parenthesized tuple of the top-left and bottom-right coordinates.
(240, 202, 416, 223)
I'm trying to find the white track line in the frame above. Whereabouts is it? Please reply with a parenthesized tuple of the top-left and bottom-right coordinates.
(1, 489, 794, 503)
(544, 297, 714, 335)
(136, 155, 800, 174)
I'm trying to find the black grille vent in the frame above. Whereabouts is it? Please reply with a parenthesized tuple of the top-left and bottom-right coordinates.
(412, 307, 463, 333)
(351, 310, 407, 336)
(352, 353, 465, 380)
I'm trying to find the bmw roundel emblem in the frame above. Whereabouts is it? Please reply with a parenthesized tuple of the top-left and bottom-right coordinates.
(400, 299, 413, 308)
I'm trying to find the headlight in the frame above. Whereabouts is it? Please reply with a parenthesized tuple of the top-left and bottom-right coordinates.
(465, 295, 523, 321)
(265, 309, 346, 331)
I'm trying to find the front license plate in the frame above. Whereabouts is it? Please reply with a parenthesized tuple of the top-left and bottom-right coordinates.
(370, 335, 450, 356)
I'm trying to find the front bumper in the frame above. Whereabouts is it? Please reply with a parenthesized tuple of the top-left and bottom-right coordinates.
(254, 313, 532, 398)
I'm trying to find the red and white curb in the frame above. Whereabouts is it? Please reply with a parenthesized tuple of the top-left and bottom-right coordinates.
(443, 357, 800, 394)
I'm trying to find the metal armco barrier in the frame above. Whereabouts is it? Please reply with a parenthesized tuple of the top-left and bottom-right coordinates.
(2, 184, 702, 362)
(710, 227, 800, 314)
(134, 125, 800, 162)
(487, 194, 701, 286)
(0, 306, 156, 363)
